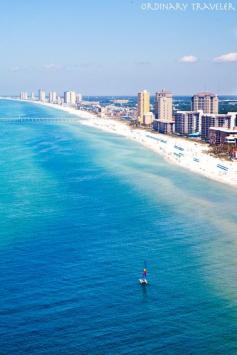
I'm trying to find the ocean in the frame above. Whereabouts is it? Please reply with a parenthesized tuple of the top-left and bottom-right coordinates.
(0, 99, 237, 354)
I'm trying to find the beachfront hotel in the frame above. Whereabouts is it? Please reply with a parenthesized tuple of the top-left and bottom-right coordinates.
(154, 90, 173, 121)
(20, 91, 28, 100)
(153, 90, 174, 134)
(192, 92, 219, 114)
(175, 111, 202, 136)
(201, 113, 236, 141)
(38, 89, 46, 102)
(49, 91, 57, 104)
(137, 90, 151, 124)
(76, 93, 82, 103)
(64, 91, 77, 105)
(209, 127, 237, 145)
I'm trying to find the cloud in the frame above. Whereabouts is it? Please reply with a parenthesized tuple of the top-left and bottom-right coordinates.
(179, 55, 198, 63)
(213, 52, 237, 63)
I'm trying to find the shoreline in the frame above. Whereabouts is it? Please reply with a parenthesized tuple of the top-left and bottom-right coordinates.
(3, 98, 237, 188)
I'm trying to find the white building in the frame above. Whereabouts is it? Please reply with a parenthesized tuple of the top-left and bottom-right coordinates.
(49, 91, 57, 103)
(38, 89, 46, 102)
(201, 113, 237, 141)
(20, 92, 28, 100)
(57, 96, 62, 105)
(175, 110, 203, 136)
(76, 93, 82, 104)
(64, 91, 76, 105)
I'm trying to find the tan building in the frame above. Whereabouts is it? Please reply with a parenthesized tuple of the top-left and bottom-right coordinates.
(143, 112, 154, 126)
(137, 90, 150, 124)
(192, 92, 218, 114)
(155, 90, 173, 121)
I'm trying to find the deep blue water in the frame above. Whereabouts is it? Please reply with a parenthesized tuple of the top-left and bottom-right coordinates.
(0, 100, 237, 354)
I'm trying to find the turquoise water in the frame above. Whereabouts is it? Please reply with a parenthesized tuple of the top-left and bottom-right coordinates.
(0, 100, 237, 354)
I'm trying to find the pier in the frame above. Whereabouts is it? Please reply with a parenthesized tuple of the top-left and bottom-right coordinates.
(0, 116, 82, 124)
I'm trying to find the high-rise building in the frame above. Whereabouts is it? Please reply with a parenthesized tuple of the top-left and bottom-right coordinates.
(38, 89, 46, 102)
(192, 92, 219, 114)
(153, 90, 174, 134)
(31, 92, 35, 100)
(155, 90, 173, 121)
(57, 96, 62, 105)
(76, 93, 82, 103)
(49, 91, 57, 103)
(64, 91, 76, 105)
(137, 90, 150, 124)
(20, 92, 28, 100)
(175, 111, 202, 136)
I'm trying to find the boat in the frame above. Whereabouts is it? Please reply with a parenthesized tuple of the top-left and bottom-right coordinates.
(139, 262, 148, 285)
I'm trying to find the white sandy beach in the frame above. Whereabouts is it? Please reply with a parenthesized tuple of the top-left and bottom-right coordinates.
(12, 99, 237, 188)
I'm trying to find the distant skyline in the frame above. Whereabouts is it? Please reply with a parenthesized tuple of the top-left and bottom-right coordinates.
(0, 0, 237, 95)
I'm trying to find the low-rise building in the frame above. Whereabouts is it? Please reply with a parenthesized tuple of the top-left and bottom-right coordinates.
(201, 113, 236, 141)
(153, 119, 174, 134)
(143, 112, 154, 126)
(209, 127, 237, 145)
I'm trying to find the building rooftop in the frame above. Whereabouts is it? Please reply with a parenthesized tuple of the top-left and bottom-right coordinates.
(209, 127, 237, 133)
(176, 110, 203, 114)
(202, 114, 233, 118)
(156, 89, 172, 96)
(156, 119, 175, 123)
(194, 92, 217, 97)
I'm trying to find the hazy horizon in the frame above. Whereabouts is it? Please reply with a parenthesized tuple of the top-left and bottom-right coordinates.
(0, 0, 236, 95)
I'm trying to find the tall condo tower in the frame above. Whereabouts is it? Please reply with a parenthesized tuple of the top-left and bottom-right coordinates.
(38, 89, 46, 102)
(192, 92, 219, 114)
(20, 92, 28, 100)
(155, 90, 173, 121)
(49, 91, 57, 103)
(64, 91, 77, 105)
(137, 90, 150, 124)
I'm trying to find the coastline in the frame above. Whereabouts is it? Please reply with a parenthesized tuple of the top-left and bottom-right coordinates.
(4, 98, 237, 188)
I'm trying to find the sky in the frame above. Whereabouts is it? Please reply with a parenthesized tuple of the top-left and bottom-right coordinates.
(0, 0, 236, 95)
